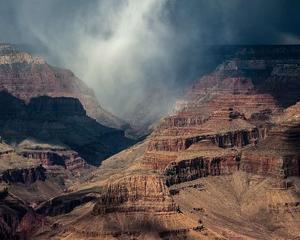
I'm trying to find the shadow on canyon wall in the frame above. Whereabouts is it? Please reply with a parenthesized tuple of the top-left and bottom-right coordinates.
(0, 91, 135, 166)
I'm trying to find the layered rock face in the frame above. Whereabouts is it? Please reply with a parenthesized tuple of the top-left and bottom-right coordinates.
(92, 175, 177, 215)
(0, 166, 46, 185)
(0, 91, 134, 166)
(241, 107, 300, 179)
(121, 45, 300, 135)
(2, 45, 300, 240)
(143, 46, 300, 182)
(144, 106, 266, 174)
(29, 142, 210, 239)
(18, 141, 87, 172)
(0, 141, 51, 239)
(0, 142, 45, 184)
(0, 187, 47, 240)
(164, 140, 238, 186)
(0, 44, 127, 129)
(138, 47, 300, 239)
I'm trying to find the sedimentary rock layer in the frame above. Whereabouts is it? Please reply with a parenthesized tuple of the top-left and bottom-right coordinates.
(0, 44, 127, 129)
(3, 45, 300, 239)
(0, 142, 45, 184)
(0, 91, 134, 166)
(93, 175, 177, 215)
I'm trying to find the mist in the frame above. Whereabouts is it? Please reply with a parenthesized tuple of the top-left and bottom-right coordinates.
(0, 0, 300, 122)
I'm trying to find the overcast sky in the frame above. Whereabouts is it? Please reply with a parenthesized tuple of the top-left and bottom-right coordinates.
(0, 0, 300, 116)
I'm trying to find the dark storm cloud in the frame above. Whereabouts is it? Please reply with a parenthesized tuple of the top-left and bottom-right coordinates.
(0, 0, 299, 118)
(166, 0, 300, 44)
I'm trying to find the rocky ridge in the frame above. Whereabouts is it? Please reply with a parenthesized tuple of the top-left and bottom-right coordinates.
(0, 91, 134, 167)
(74, 45, 300, 239)
(0, 44, 127, 130)
(1, 45, 300, 239)
(0, 141, 45, 185)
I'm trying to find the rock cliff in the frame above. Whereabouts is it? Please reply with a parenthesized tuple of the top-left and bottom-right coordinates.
(0, 91, 134, 166)
(0, 44, 127, 129)
(35, 45, 300, 240)
(2, 45, 300, 239)
(92, 175, 177, 215)
(0, 142, 46, 184)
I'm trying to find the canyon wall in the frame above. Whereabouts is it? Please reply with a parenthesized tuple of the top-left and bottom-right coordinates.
(0, 91, 134, 166)
(0, 44, 127, 129)
(0, 142, 46, 184)
(2, 45, 300, 239)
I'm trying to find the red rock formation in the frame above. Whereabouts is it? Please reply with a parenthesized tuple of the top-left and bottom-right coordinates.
(165, 140, 238, 186)
(0, 44, 126, 129)
(0, 92, 134, 166)
(19, 142, 86, 172)
(142, 46, 300, 184)
(92, 175, 177, 215)
(0, 142, 46, 184)
(69, 47, 300, 239)
(143, 151, 178, 170)
(241, 122, 300, 178)
(239, 101, 300, 179)
(4, 45, 300, 239)
(145, 107, 263, 172)
(17, 211, 48, 238)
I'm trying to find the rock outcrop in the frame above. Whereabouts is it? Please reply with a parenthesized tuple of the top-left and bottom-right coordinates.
(0, 44, 127, 129)
(2, 45, 300, 239)
(0, 187, 47, 240)
(18, 140, 86, 172)
(92, 175, 177, 215)
(0, 166, 46, 185)
(241, 107, 300, 179)
(142, 45, 300, 184)
(0, 142, 45, 184)
(0, 91, 134, 166)
(165, 140, 238, 186)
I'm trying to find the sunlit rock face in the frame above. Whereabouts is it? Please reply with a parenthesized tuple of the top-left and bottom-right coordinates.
(92, 175, 177, 215)
(1, 45, 300, 240)
(142, 45, 300, 182)
(0, 44, 128, 130)
(239, 101, 300, 180)
(0, 142, 45, 184)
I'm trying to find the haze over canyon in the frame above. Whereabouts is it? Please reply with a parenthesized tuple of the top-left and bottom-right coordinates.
(0, 0, 300, 239)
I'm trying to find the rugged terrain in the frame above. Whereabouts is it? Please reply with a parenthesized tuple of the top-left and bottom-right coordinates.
(0, 91, 134, 166)
(0, 45, 137, 239)
(1, 45, 300, 239)
(0, 44, 127, 130)
(0, 43, 135, 187)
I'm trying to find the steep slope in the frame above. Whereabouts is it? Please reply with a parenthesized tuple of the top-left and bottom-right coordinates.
(0, 141, 45, 185)
(0, 43, 127, 130)
(121, 45, 300, 135)
(0, 91, 136, 239)
(171, 172, 300, 240)
(0, 187, 47, 240)
(30, 142, 217, 240)
(0, 91, 134, 166)
(0, 141, 56, 239)
(2, 45, 300, 239)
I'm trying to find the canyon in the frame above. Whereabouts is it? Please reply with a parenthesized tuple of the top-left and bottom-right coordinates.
(0, 91, 134, 166)
(0, 45, 300, 239)
(0, 44, 128, 130)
